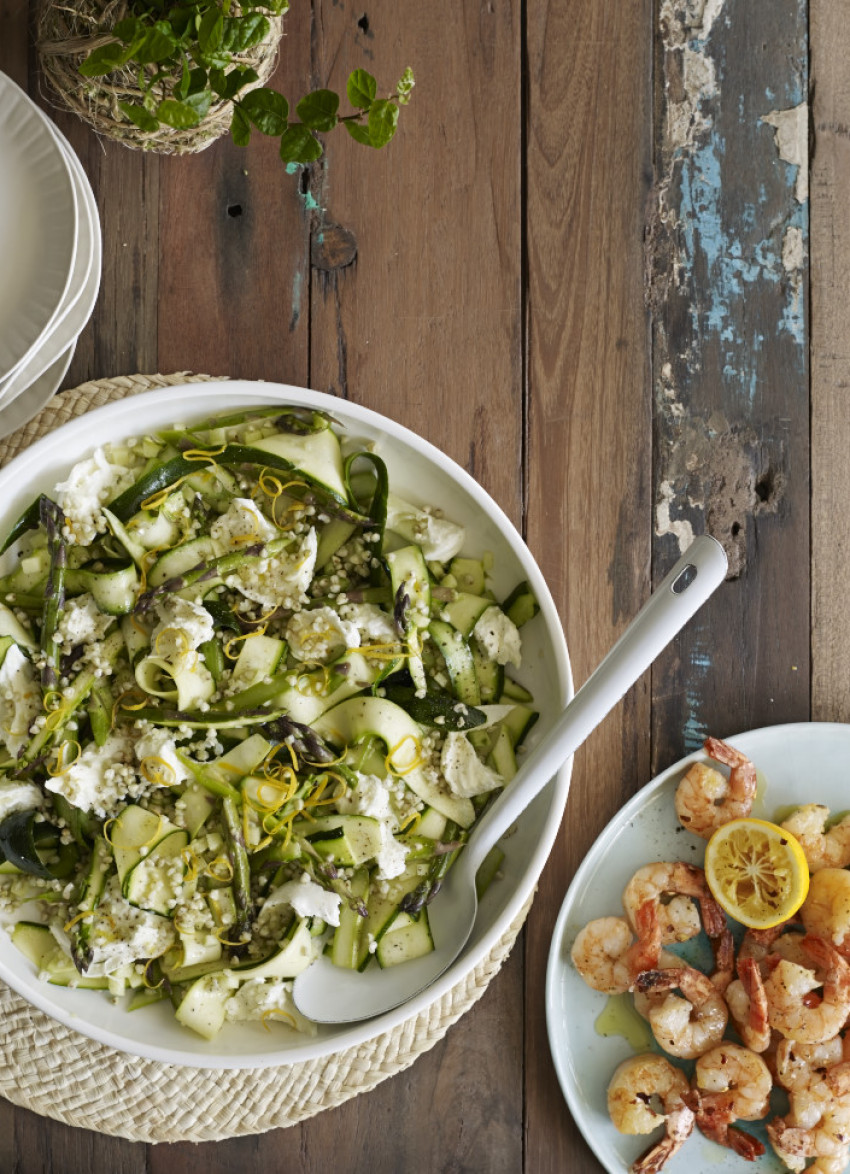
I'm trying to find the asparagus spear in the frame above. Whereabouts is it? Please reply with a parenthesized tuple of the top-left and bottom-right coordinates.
(38, 497, 67, 691)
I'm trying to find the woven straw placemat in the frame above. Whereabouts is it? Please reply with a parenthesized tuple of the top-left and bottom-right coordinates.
(0, 372, 531, 1144)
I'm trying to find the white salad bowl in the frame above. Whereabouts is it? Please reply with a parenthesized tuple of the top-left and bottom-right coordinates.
(0, 380, 572, 1068)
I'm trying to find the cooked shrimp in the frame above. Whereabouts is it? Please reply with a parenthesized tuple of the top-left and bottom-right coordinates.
(738, 922, 791, 971)
(571, 901, 661, 994)
(769, 1116, 850, 1174)
(782, 804, 850, 873)
(634, 964, 728, 1059)
(769, 1053, 850, 1174)
(775, 1038, 845, 1093)
(632, 948, 682, 1021)
(622, 862, 726, 945)
(607, 1053, 695, 1174)
(690, 1042, 771, 1159)
(725, 956, 772, 1052)
(763, 936, 850, 1044)
(802, 868, 850, 952)
(674, 736, 757, 839)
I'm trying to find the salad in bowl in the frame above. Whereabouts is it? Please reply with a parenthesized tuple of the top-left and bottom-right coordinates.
(0, 384, 570, 1065)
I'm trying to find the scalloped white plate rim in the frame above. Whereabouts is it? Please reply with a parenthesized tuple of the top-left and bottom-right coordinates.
(0, 73, 78, 382)
(545, 721, 850, 1174)
(0, 119, 100, 409)
(0, 380, 573, 1069)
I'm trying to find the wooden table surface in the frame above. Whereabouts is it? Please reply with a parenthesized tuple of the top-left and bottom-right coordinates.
(0, 0, 845, 1170)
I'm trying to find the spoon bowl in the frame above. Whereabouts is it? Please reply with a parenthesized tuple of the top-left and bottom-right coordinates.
(293, 535, 729, 1024)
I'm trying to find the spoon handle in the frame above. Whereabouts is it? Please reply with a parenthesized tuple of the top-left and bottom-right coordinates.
(464, 534, 728, 873)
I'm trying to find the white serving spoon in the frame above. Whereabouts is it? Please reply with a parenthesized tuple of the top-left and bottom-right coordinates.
(292, 534, 728, 1024)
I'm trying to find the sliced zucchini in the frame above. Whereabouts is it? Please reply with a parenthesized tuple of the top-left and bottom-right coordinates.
(252, 426, 348, 501)
(313, 696, 475, 829)
(448, 556, 486, 596)
(147, 536, 216, 588)
(109, 804, 183, 883)
(123, 827, 190, 915)
(376, 907, 434, 968)
(428, 620, 481, 706)
(229, 633, 286, 690)
(304, 815, 383, 867)
(330, 867, 370, 969)
(231, 917, 315, 979)
(174, 971, 234, 1040)
(501, 580, 540, 627)
(440, 591, 491, 638)
(11, 922, 109, 989)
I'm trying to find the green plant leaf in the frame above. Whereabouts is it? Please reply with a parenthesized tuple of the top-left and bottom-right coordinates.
(186, 66, 209, 96)
(279, 125, 322, 164)
(295, 89, 339, 132)
(118, 101, 160, 133)
(197, 8, 223, 52)
(113, 17, 141, 43)
(221, 13, 269, 54)
(396, 66, 415, 105)
(176, 55, 191, 99)
(78, 41, 134, 78)
(240, 87, 288, 135)
(133, 23, 177, 65)
(231, 105, 252, 146)
(344, 120, 373, 147)
(367, 99, 399, 148)
(347, 69, 376, 110)
(210, 65, 259, 100)
(157, 97, 203, 129)
(242, 0, 289, 11)
(182, 88, 213, 119)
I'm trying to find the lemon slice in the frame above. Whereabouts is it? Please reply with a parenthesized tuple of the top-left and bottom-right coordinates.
(704, 817, 810, 929)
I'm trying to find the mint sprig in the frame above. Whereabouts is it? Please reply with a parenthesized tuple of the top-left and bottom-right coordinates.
(79, 1, 413, 165)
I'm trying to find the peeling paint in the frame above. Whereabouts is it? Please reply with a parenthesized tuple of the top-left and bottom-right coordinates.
(782, 225, 804, 272)
(656, 479, 695, 554)
(761, 104, 809, 203)
(779, 220, 806, 344)
(289, 269, 302, 332)
(682, 637, 711, 752)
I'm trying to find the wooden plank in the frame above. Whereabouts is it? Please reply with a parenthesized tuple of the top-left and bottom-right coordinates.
(811, 0, 850, 721)
(0, 1100, 146, 1174)
(0, 0, 29, 85)
(524, 0, 654, 1169)
(649, 0, 809, 764)
(156, 6, 311, 383)
(304, 2, 525, 1171)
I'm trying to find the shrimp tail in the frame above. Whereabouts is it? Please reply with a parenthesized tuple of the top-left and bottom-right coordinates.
(631, 1104, 694, 1174)
(625, 899, 662, 978)
(738, 956, 771, 1052)
(692, 1093, 765, 1160)
(703, 737, 749, 769)
(727, 1126, 765, 1161)
(711, 928, 735, 993)
(767, 1117, 813, 1169)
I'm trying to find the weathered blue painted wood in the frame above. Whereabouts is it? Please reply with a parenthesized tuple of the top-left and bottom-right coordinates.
(649, 0, 809, 762)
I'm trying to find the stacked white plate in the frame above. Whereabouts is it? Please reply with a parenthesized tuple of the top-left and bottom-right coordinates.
(0, 72, 101, 440)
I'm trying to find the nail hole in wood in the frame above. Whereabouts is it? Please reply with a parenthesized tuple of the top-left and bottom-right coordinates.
(357, 12, 369, 33)
(755, 470, 774, 503)
(227, 204, 243, 218)
(299, 170, 310, 197)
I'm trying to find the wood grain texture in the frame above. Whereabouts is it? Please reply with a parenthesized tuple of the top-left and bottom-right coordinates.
(524, 0, 654, 1170)
(811, 0, 850, 721)
(302, 3, 526, 1170)
(649, 0, 810, 766)
(156, 5, 311, 383)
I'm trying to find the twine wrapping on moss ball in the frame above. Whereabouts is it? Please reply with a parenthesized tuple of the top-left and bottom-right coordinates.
(37, 0, 284, 155)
